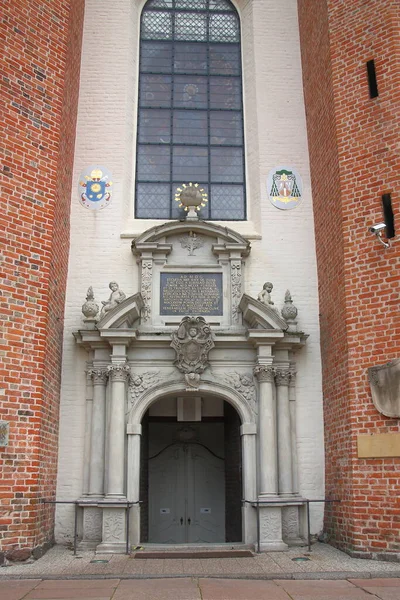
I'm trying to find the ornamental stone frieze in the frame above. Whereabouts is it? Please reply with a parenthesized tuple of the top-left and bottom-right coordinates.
(223, 371, 257, 415)
(128, 371, 161, 407)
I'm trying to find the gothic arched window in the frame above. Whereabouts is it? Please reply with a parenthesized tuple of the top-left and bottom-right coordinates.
(135, 0, 246, 220)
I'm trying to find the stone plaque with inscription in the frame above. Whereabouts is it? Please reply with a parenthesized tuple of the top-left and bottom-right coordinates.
(160, 273, 223, 316)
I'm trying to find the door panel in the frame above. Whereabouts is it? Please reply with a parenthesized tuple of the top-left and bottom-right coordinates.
(148, 445, 186, 543)
(148, 442, 225, 543)
(187, 445, 225, 543)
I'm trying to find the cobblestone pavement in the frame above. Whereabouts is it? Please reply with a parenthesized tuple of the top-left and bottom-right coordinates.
(2, 577, 400, 600)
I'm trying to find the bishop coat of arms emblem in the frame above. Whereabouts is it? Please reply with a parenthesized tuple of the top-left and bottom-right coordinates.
(171, 316, 214, 389)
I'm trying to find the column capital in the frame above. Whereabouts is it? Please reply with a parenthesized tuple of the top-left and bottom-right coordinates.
(108, 364, 130, 382)
(253, 364, 275, 383)
(275, 369, 291, 387)
(88, 367, 109, 385)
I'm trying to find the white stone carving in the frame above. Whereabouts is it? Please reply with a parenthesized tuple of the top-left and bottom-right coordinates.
(171, 316, 214, 377)
(224, 372, 257, 414)
(128, 371, 161, 407)
(260, 507, 282, 540)
(179, 231, 204, 256)
(140, 260, 152, 322)
(82, 286, 99, 319)
(282, 506, 300, 540)
(83, 507, 102, 541)
(231, 260, 242, 323)
(103, 512, 124, 542)
(100, 282, 126, 318)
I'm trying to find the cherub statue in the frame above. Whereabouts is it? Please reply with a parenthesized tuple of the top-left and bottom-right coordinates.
(100, 281, 126, 317)
(258, 282, 275, 307)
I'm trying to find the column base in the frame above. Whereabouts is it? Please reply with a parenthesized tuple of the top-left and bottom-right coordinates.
(258, 505, 287, 552)
(96, 542, 127, 554)
(259, 541, 288, 552)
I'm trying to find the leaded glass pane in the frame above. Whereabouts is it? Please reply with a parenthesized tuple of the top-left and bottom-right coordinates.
(209, 13, 239, 42)
(137, 146, 171, 181)
(145, 0, 173, 7)
(173, 146, 209, 181)
(209, 0, 233, 10)
(140, 75, 172, 107)
(142, 12, 172, 40)
(141, 41, 173, 73)
(175, 0, 207, 8)
(210, 185, 244, 220)
(173, 110, 207, 144)
(210, 76, 240, 109)
(209, 44, 240, 75)
(136, 183, 171, 218)
(175, 12, 207, 41)
(174, 76, 207, 109)
(210, 148, 243, 183)
(210, 111, 242, 145)
(174, 43, 207, 74)
(139, 109, 171, 144)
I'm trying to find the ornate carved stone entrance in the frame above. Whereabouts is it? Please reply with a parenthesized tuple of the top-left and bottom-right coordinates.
(73, 219, 308, 552)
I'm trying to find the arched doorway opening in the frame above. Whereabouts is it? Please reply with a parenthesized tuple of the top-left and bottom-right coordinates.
(139, 396, 242, 544)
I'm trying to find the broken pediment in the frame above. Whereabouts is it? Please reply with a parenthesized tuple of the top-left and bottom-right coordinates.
(96, 293, 144, 330)
(239, 294, 289, 331)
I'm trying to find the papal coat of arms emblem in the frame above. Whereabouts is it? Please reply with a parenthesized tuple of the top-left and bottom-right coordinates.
(78, 166, 113, 210)
(267, 167, 303, 210)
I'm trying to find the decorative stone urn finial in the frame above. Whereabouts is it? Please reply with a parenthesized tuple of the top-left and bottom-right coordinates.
(82, 286, 99, 327)
(281, 289, 298, 331)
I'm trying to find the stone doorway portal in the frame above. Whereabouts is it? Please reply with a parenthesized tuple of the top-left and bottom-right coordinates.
(140, 400, 242, 544)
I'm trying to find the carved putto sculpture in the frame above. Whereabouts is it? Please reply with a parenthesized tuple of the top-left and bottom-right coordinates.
(258, 282, 276, 309)
(100, 281, 126, 318)
(171, 316, 214, 390)
(82, 286, 99, 319)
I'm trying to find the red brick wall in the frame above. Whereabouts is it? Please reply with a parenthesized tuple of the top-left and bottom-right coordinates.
(298, 0, 400, 556)
(0, 0, 84, 560)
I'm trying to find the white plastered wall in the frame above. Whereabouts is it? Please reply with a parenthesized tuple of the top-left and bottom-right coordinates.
(55, 0, 324, 543)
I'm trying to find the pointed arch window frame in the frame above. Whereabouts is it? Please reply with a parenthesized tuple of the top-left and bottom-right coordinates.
(135, 0, 247, 221)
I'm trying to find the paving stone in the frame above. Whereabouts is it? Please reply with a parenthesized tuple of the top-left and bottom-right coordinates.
(113, 578, 200, 599)
(199, 578, 290, 599)
(0, 580, 41, 600)
(35, 581, 120, 589)
(350, 579, 400, 587)
(24, 589, 114, 599)
(274, 579, 377, 599)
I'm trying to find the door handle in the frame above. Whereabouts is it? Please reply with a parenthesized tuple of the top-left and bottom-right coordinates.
(187, 517, 191, 525)
(180, 517, 183, 525)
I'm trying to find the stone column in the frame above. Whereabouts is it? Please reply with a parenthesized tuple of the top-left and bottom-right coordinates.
(106, 364, 130, 498)
(127, 423, 142, 546)
(289, 369, 299, 494)
(275, 368, 293, 496)
(240, 422, 257, 543)
(253, 364, 278, 496)
(82, 365, 94, 495)
(88, 367, 108, 496)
